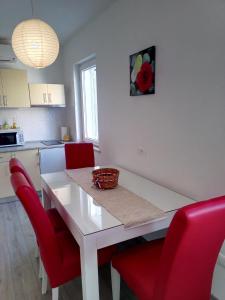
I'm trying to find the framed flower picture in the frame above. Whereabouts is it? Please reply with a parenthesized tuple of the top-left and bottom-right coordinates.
(130, 46, 155, 96)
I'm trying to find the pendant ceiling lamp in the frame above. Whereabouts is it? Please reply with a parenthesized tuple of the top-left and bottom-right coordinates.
(11, 0, 59, 69)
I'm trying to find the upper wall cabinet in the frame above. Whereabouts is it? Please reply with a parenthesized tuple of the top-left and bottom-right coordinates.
(0, 69, 30, 108)
(29, 83, 66, 107)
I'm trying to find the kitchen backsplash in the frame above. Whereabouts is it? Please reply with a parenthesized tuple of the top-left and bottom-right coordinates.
(0, 108, 66, 141)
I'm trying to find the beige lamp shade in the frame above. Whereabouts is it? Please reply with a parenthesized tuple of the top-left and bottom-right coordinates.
(12, 18, 59, 68)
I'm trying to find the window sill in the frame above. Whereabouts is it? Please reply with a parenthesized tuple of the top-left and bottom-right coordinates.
(77, 138, 101, 152)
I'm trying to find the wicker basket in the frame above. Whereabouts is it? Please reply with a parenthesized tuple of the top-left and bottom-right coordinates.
(92, 168, 119, 190)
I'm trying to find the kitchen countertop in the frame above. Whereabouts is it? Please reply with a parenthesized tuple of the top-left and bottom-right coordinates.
(0, 141, 66, 153)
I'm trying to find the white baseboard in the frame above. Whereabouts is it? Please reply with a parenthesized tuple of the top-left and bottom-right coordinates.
(0, 195, 18, 204)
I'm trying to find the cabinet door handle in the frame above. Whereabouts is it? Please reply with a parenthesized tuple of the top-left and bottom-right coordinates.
(48, 93, 51, 103)
(0, 95, 2, 106)
(43, 93, 47, 103)
(3, 95, 6, 107)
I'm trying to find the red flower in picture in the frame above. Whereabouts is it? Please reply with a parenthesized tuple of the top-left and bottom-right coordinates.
(136, 62, 153, 93)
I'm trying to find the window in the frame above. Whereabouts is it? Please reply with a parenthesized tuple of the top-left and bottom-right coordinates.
(79, 60, 99, 144)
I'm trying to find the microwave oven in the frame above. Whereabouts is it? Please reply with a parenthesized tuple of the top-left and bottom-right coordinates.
(0, 129, 24, 147)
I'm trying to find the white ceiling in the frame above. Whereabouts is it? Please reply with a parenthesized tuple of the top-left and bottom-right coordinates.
(0, 0, 115, 44)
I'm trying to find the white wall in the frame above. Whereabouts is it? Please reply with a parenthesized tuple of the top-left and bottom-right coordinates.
(62, 0, 225, 201)
(62, 1, 225, 296)
(0, 55, 66, 141)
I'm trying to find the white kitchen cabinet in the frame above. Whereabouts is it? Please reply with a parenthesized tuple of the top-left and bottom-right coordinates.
(0, 152, 15, 197)
(16, 149, 41, 189)
(0, 78, 4, 108)
(28, 84, 47, 105)
(0, 69, 30, 108)
(0, 149, 41, 199)
(39, 147, 65, 174)
(29, 83, 65, 107)
(47, 84, 65, 106)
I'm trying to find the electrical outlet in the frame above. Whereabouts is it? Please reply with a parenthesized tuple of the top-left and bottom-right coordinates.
(137, 147, 144, 154)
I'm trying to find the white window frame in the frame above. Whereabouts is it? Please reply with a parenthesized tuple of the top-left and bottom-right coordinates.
(77, 58, 99, 146)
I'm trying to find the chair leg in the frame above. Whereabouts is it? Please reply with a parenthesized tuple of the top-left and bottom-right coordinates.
(41, 189, 45, 207)
(41, 264, 48, 294)
(111, 263, 120, 300)
(34, 245, 39, 258)
(39, 259, 43, 279)
(52, 287, 59, 300)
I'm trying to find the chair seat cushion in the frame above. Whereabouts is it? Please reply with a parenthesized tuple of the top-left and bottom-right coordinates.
(112, 239, 164, 300)
(46, 208, 68, 232)
(49, 230, 117, 288)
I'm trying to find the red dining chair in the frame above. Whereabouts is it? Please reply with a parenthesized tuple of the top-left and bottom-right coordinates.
(9, 157, 67, 233)
(9, 157, 36, 189)
(10, 157, 69, 286)
(65, 142, 95, 169)
(111, 196, 225, 300)
(11, 172, 116, 300)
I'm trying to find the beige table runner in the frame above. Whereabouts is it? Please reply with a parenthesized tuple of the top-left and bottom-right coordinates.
(65, 168, 165, 228)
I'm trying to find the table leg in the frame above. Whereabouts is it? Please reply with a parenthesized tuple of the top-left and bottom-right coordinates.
(42, 189, 51, 209)
(80, 237, 99, 300)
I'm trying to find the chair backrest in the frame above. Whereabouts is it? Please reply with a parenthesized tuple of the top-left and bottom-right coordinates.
(10, 172, 61, 281)
(65, 142, 95, 169)
(9, 158, 35, 190)
(153, 196, 225, 300)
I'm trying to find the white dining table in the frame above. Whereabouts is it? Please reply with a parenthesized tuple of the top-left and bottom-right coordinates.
(41, 166, 194, 300)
